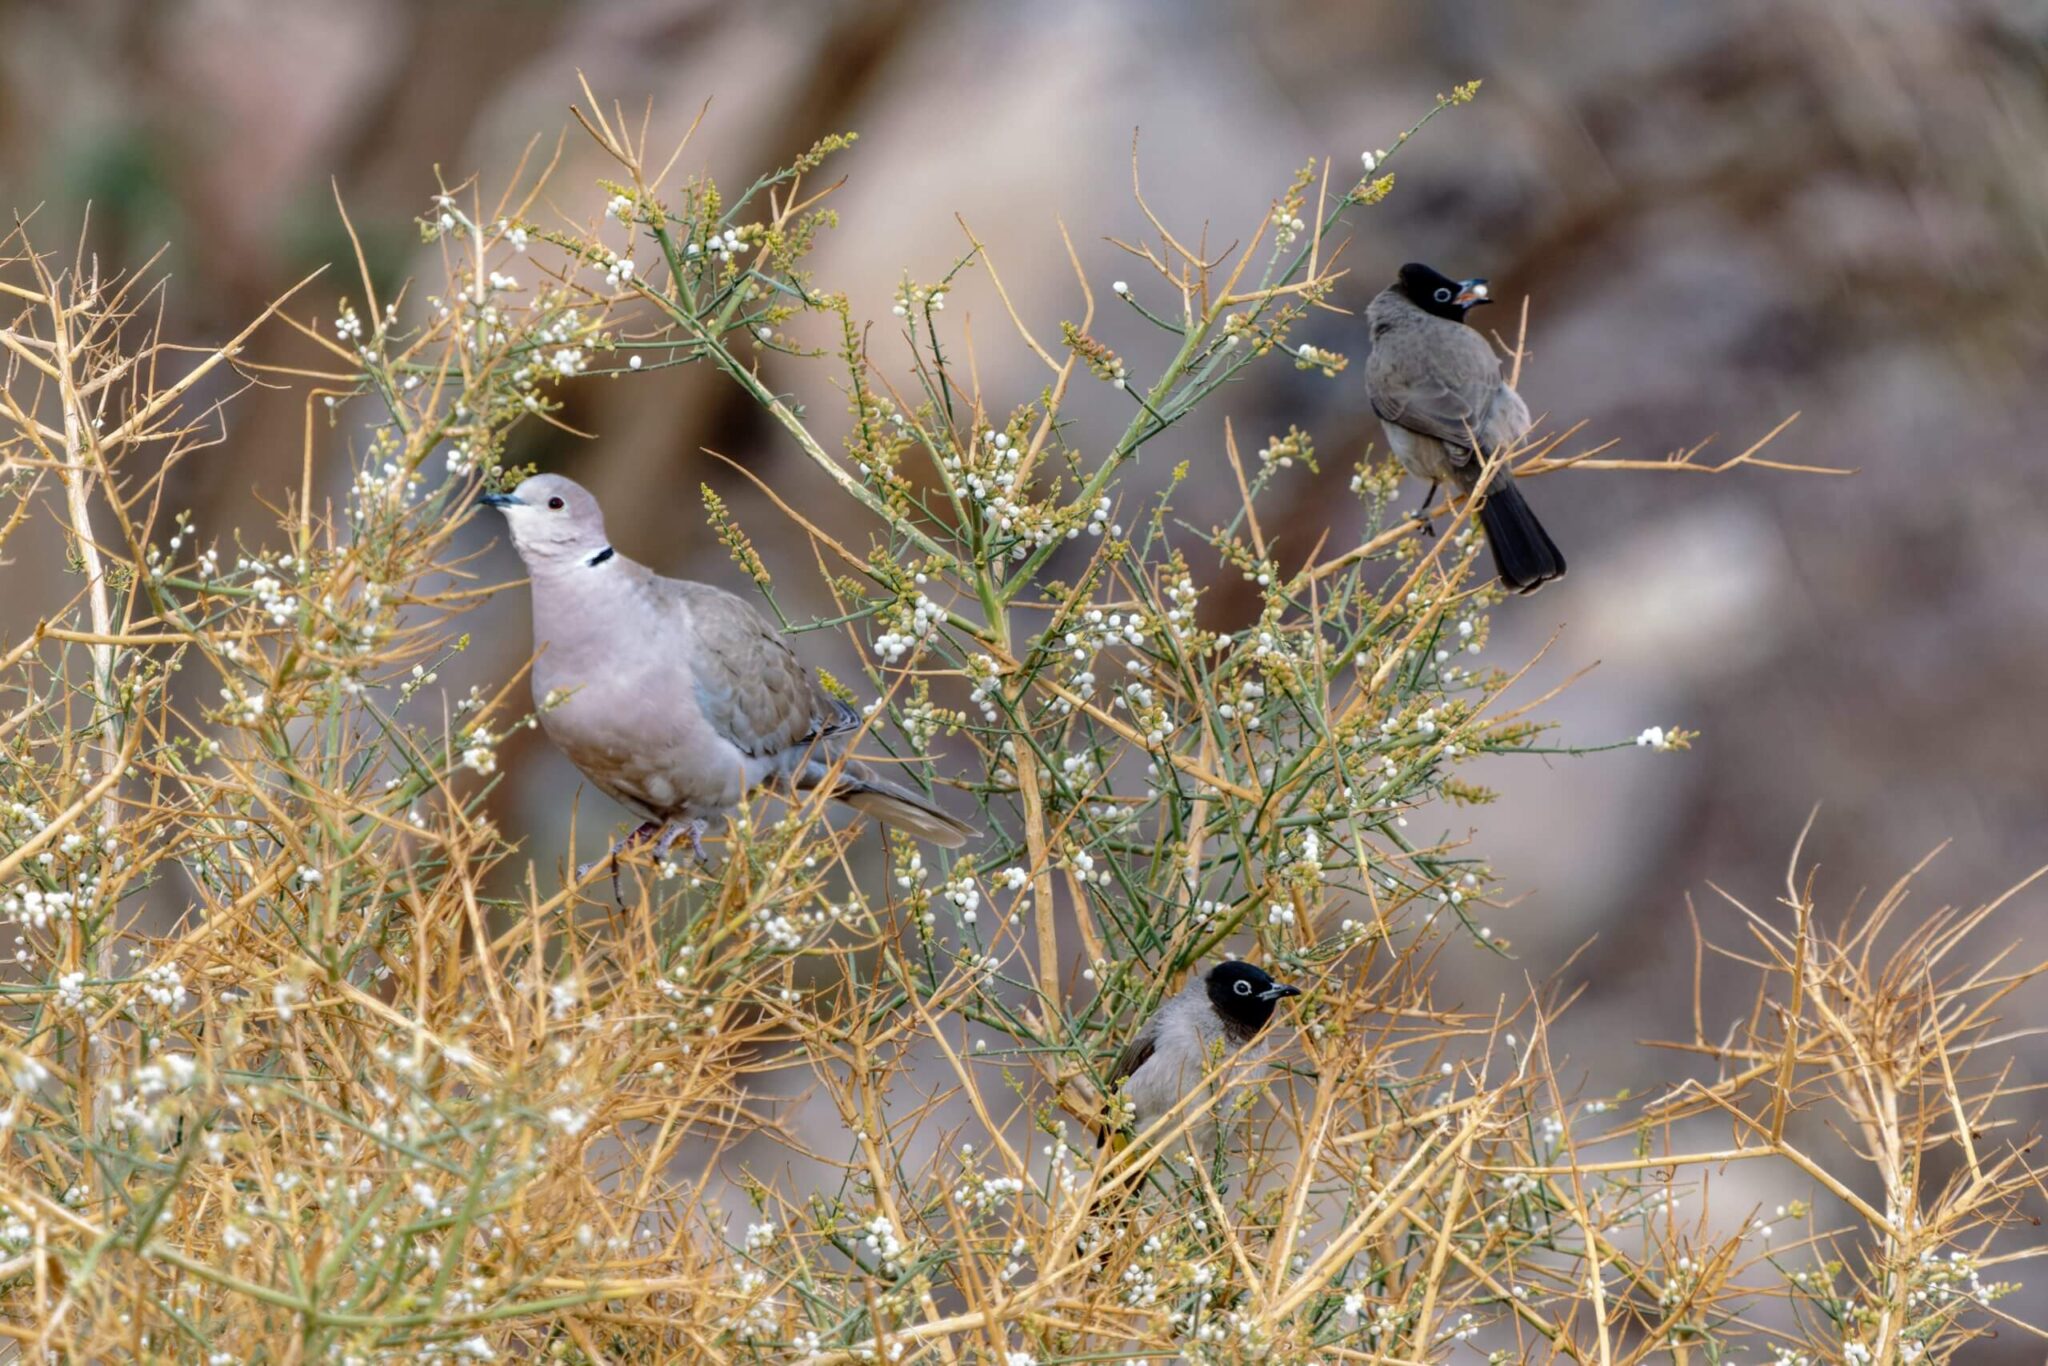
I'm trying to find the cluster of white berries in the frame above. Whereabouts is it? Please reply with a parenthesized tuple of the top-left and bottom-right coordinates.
(505, 309, 594, 398)
(754, 905, 803, 953)
(871, 592, 945, 664)
(1066, 847, 1112, 887)
(949, 430, 1040, 554)
(1257, 436, 1298, 468)
(691, 227, 746, 264)
(140, 960, 189, 1011)
(460, 727, 497, 776)
(350, 459, 427, 508)
(861, 1213, 909, 1277)
(955, 1171, 1025, 1213)
(896, 849, 928, 893)
(965, 654, 1004, 723)
(1215, 678, 1267, 729)
(889, 281, 946, 316)
(1910, 1248, 1998, 1308)
(1298, 343, 1351, 382)
(941, 873, 980, 925)
(1120, 1248, 1163, 1307)
(1083, 494, 1114, 538)
(55, 970, 87, 1011)
(5, 884, 76, 931)
(1299, 829, 1323, 864)
(1160, 571, 1201, 641)
(245, 572, 299, 628)
(443, 437, 488, 477)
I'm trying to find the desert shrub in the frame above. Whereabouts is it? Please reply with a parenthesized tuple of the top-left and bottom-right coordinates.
(0, 81, 2037, 1363)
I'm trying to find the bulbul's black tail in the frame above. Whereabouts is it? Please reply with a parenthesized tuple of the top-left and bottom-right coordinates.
(1477, 480, 1565, 594)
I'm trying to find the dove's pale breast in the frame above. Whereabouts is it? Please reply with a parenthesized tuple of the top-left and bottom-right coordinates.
(529, 565, 762, 820)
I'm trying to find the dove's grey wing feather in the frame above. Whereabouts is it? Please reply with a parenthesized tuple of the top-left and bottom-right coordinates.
(669, 580, 971, 846)
(675, 584, 856, 758)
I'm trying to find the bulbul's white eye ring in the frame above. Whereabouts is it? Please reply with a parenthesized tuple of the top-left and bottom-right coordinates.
(547, 496, 565, 510)
(1433, 286, 1454, 303)
(1233, 979, 1252, 996)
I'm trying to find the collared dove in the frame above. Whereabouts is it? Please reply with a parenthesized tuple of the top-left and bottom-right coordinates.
(1364, 262, 1565, 594)
(481, 474, 973, 867)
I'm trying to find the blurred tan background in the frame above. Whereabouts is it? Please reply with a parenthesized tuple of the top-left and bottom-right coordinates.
(5, 0, 2047, 1325)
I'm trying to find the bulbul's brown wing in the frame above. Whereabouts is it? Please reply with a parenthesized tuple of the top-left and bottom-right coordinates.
(1095, 1021, 1160, 1147)
(1367, 313, 1525, 461)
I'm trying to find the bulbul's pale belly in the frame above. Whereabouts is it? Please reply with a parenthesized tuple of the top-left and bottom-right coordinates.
(1382, 422, 1465, 485)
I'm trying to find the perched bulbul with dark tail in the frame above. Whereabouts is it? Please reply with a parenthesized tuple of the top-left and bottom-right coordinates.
(1364, 262, 1565, 594)
(1097, 961, 1301, 1152)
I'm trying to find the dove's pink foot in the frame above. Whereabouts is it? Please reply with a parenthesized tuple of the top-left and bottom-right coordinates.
(574, 819, 664, 900)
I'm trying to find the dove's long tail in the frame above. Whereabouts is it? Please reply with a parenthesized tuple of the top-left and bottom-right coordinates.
(828, 761, 975, 848)
(1476, 477, 1566, 595)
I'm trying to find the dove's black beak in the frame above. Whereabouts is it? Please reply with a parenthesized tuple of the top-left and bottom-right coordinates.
(1454, 278, 1492, 308)
(1259, 983, 1302, 1002)
(478, 491, 522, 509)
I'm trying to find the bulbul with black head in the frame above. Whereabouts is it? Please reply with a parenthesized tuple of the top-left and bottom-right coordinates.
(1364, 262, 1565, 594)
(1098, 961, 1302, 1151)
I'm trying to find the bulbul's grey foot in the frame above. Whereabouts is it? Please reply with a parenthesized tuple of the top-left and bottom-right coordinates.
(1410, 481, 1441, 538)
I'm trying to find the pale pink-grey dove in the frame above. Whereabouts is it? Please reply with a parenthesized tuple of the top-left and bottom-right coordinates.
(482, 473, 973, 863)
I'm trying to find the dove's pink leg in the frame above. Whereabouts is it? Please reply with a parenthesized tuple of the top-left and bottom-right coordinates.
(654, 818, 709, 866)
(574, 820, 664, 899)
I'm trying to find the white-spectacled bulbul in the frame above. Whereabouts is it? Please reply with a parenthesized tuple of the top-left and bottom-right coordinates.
(1364, 262, 1565, 594)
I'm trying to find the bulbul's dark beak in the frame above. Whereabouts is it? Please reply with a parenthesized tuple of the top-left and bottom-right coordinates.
(478, 491, 522, 508)
(1454, 279, 1492, 308)
(1259, 983, 1302, 1001)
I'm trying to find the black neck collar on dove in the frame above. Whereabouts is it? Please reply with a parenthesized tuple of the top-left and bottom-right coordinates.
(586, 546, 615, 568)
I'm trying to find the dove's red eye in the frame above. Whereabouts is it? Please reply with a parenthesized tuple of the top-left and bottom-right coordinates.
(547, 496, 565, 510)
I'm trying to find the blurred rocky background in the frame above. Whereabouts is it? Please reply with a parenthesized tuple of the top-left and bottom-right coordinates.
(5, 0, 2047, 1338)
